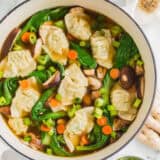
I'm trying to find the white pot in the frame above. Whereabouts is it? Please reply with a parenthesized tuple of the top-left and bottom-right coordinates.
(0, 0, 156, 160)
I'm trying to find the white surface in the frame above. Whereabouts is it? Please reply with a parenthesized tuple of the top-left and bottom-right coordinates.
(0, 0, 160, 160)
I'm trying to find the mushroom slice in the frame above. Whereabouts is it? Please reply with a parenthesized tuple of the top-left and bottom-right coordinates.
(96, 66, 107, 80)
(43, 71, 60, 89)
(2, 50, 36, 78)
(8, 118, 28, 136)
(64, 107, 94, 152)
(88, 77, 102, 90)
(136, 76, 145, 99)
(39, 25, 69, 65)
(1, 28, 20, 59)
(120, 66, 135, 89)
(65, 7, 92, 40)
(91, 29, 115, 68)
(83, 69, 95, 76)
(34, 38, 43, 60)
(11, 77, 40, 118)
(113, 118, 130, 131)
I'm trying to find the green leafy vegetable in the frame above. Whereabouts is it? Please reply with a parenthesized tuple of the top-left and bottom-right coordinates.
(115, 33, 139, 68)
(50, 131, 74, 156)
(76, 125, 109, 151)
(31, 88, 55, 120)
(0, 78, 19, 106)
(101, 73, 114, 105)
(70, 42, 97, 69)
(29, 70, 50, 83)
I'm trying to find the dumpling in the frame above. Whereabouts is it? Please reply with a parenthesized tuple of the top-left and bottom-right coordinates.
(91, 29, 115, 68)
(11, 77, 41, 118)
(39, 25, 69, 65)
(58, 63, 88, 106)
(1, 50, 36, 78)
(111, 83, 137, 121)
(8, 118, 28, 136)
(64, 107, 94, 152)
(65, 7, 92, 40)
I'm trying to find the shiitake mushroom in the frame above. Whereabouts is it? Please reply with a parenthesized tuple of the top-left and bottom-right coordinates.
(136, 76, 144, 99)
(43, 71, 61, 89)
(120, 66, 135, 89)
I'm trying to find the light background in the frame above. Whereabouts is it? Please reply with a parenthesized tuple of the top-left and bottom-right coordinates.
(0, 0, 160, 160)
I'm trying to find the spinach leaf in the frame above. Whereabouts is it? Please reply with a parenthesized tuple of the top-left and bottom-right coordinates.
(31, 88, 55, 120)
(0, 78, 19, 106)
(70, 42, 97, 69)
(76, 125, 109, 151)
(50, 130, 74, 156)
(29, 70, 50, 84)
(115, 33, 139, 68)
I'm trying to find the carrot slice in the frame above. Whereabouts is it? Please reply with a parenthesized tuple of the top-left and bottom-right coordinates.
(40, 124, 51, 132)
(102, 125, 112, 135)
(110, 68, 120, 80)
(67, 50, 78, 60)
(19, 80, 30, 89)
(56, 124, 66, 134)
(97, 117, 107, 126)
(21, 32, 31, 43)
(49, 98, 60, 108)
(80, 134, 89, 146)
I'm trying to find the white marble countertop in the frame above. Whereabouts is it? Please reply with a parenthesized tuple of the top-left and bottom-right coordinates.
(0, 0, 160, 160)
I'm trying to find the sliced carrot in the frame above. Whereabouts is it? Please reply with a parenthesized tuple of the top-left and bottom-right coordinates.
(57, 124, 66, 134)
(21, 32, 31, 43)
(67, 50, 78, 60)
(110, 68, 120, 80)
(97, 117, 107, 126)
(80, 135, 89, 146)
(19, 80, 30, 89)
(67, 33, 75, 41)
(40, 124, 51, 132)
(49, 98, 60, 108)
(43, 21, 53, 25)
(102, 125, 112, 135)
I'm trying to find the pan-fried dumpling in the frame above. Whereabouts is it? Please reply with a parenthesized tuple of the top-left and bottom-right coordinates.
(11, 77, 40, 118)
(64, 107, 94, 152)
(8, 118, 28, 135)
(91, 29, 115, 68)
(39, 25, 69, 65)
(1, 50, 36, 78)
(65, 7, 92, 40)
(58, 63, 88, 106)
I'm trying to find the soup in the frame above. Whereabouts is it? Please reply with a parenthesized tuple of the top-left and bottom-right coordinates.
(0, 6, 144, 157)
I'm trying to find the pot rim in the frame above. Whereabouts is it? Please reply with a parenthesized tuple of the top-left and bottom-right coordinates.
(0, 0, 157, 160)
